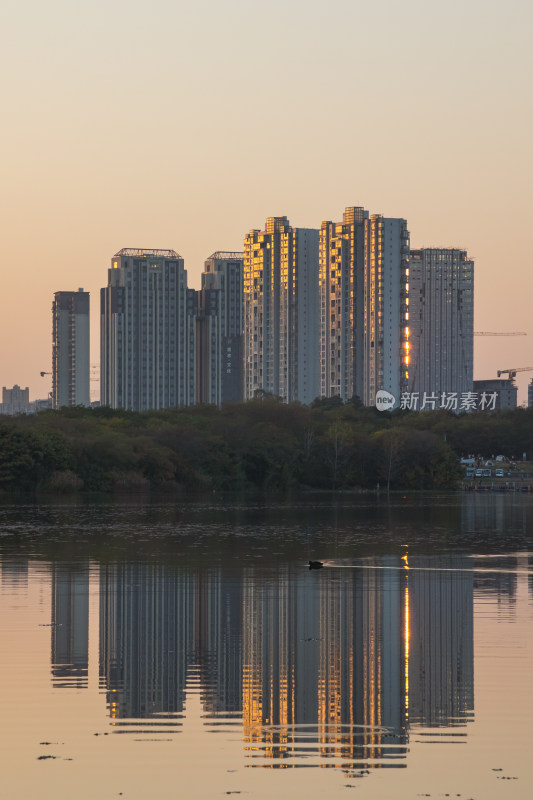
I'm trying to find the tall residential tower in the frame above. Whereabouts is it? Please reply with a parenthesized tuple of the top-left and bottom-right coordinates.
(243, 218, 319, 404)
(319, 207, 410, 405)
(52, 289, 90, 408)
(319, 207, 367, 401)
(409, 249, 474, 400)
(202, 252, 244, 404)
(100, 249, 193, 411)
(362, 215, 410, 406)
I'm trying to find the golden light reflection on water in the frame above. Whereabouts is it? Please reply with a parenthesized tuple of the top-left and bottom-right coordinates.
(1, 541, 533, 798)
(403, 548, 410, 721)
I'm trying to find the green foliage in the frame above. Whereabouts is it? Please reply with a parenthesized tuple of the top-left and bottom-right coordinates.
(0, 424, 72, 490)
(1, 402, 531, 494)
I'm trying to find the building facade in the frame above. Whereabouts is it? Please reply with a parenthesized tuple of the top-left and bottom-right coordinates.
(473, 378, 517, 410)
(52, 289, 90, 408)
(192, 287, 221, 406)
(1, 385, 30, 415)
(409, 249, 474, 400)
(362, 215, 410, 406)
(100, 249, 192, 411)
(319, 207, 367, 401)
(243, 218, 319, 404)
(319, 208, 409, 406)
(202, 252, 244, 404)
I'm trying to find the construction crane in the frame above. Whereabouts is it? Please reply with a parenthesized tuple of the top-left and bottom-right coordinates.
(497, 367, 533, 379)
(475, 332, 527, 336)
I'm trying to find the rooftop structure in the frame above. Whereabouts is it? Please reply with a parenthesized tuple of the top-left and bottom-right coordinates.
(113, 248, 182, 259)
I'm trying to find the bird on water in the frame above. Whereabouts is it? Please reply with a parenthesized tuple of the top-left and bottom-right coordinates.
(308, 560, 324, 570)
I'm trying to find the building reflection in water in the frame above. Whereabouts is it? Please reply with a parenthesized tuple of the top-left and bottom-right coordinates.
(242, 560, 408, 767)
(51, 563, 89, 688)
(1, 557, 29, 590)
(93, 554, 474, 771)
(99, 564, 194, 720)
(408, 556, 474, 727)
(194, 569, 242, 715)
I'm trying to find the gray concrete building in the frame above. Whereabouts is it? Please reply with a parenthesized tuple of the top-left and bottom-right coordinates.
(244, 218, 319, 404)
(409, 249, 474, 401)
(52, 289, 90, 408)
(202, 252, 244, 404)
(100, 249, 192, 411)
(473, 378, 517, 410)
(192, 287, 221, 406)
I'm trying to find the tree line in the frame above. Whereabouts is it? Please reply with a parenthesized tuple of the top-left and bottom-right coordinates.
(1, 397, 533, 494)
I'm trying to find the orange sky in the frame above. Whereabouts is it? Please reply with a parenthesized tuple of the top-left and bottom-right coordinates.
(1, 0, 531, 401)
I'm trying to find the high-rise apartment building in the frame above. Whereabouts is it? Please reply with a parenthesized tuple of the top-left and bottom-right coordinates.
(319, 207, 367, 401)
(202, 252, 244, 403)
(319, 208, 409, 405)
(362, 215, 410, 406)
(192, 287, 221, 406)
(52, 289, 90, 408)
(243, 218, 319, 404)
(409, 249, 474, 398)
(100, 249, 193, 411)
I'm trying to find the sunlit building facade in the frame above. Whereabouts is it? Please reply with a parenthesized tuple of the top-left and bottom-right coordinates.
(100, 248, 193, 411)
(362, 215, 410, 406)
(319, 208, 409, 405)
(319, 207, 367, 401)
(409, 249, 474, 398)
(243, 218, 319, 403)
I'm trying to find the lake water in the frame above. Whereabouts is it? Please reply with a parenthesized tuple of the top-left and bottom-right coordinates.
(1, 493, 532, 799)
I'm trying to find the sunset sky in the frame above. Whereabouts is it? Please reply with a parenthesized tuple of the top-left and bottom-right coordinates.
(1, 0, 532, 401)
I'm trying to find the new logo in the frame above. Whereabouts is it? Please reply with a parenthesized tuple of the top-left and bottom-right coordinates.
(375, 390, 396, 411)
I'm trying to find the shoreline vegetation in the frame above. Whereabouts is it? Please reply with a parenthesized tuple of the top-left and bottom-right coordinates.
(1, 397, 533, 495)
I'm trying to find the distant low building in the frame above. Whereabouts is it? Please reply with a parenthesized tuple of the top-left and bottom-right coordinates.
(473, 379, 517, 410)
(1, 385, 30, 415)
(30, 398, 52, 413)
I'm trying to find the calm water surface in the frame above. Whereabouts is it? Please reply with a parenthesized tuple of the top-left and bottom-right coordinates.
(1, 493, 532, 799)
